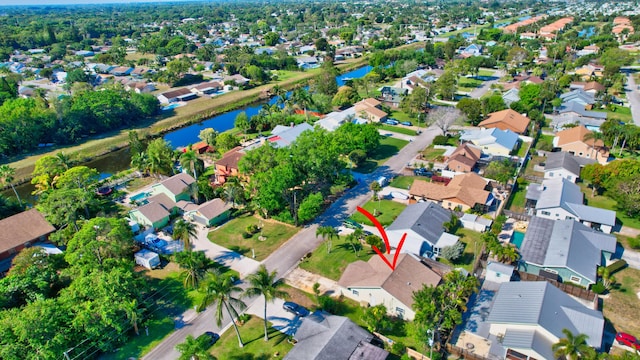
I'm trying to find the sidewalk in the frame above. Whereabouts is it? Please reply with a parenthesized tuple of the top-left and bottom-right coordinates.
(284, 268, 344, 298)
(191, 224, 261, 278)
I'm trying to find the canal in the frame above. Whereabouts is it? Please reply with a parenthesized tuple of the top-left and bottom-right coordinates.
(4, 65, 373, 205)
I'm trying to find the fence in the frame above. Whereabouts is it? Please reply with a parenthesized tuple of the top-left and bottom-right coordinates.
(373, 332, 430, 360)
(502, 210, 531, 221)
(446, 343, 489, 360)
(517, 271, 598, 307)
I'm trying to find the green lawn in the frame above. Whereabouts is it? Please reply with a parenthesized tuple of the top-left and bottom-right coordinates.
(350, 199, 407, 227)
(208, 214, 299, 260)
(477, 69, 495, 77)
(421, 147, 446, 162)
(438, 228, 484, 272)
(506, 182, 528, 212)
(390, 175, 430, 190)
(603, 267, 640, 336)
(209, 317, 293, 359)
(593, 105, 633, 123)
(299, 237, 374, 280)
(457, 77, 483, 92)
(380, 124, 417, 136)
(516, 141, 531, 158)
(389, 110, 414, 122)
(354, 136, 409, 173)
(578, 183, 640, 229)
(535, 134, 553, 151)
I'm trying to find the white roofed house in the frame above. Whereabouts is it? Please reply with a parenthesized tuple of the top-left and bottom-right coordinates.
(384, 202, 460, 258)
(157, 88, 198, 104)
(460, 128, 520, 156)
(543, 151, 594, 183)
(526, 177, 616, 233)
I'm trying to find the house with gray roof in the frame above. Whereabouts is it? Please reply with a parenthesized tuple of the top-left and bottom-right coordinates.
(519, 216, 616, 287)
(483, 281, 604, 360)
(558, 101, 607, 120)
(128, 193, 176, 230)
(526, 178, 616, 233)
(285, 311, 389, 360)
(460, 127, 520, 156)
(267, 123, 314, 148)
(385, 202, 459, 258)
(501, 88, 520, 107)
(560, 89, 596, 106)
(550, 113, 607, 132)
(543, 151, 595, 183)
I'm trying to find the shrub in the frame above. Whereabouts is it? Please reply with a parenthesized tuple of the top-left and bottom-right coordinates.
(391, 341, 406, 355)
(241, 232, 252, 239)
(606, 260, 627, 274)
(441, 242, 465, 262)
(433, 135, 449, 145)
(246, 224, 259, 234)
(629, 236, 640, 250)
(591, 282, 606, 294)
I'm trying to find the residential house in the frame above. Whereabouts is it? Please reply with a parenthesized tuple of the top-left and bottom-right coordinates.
(574, 64, 604, 80)
(339, 253, 443, 320)
(543, 151, 594, 182)
(316, 107, 359, 131)
(151, 173, 197, 203)
(484, 261, 514, 283)
(354, 98, 388, 122)
(519, 32, 537, 40)
(445, 143, 482, 173)
(267, 123, 314, 148)
(553, 125, 609, 164)
(214, 147, 245, 185)
(224, 74, 250, 86)
(378, 86, 407, 108)
(110, 66, 133, 76)
(297, 56, 321, 70)
(157, 88, 198, 103)
(385, 202, 460, 257)
(558, 101, 607, 122)
(128, 193, 177, 230)
(125, 81, 156, 94)
(186, 198, 232, 227)
(569, 81, 605, 94)
(613, 17, 634, 40)
(460, 213, 493, 232)
(526, 177, 616, 233)
(519, 216, 616, 287)
(550, 113, 607, 132)
(560, 89, 596, 107)
(483, 281, 604, 359)
(478, 109, 531, 135)
(501, 88, 520, 107)
(190, 81, 222, 95)
(576, 45, 600, 57)
(460, 44, 483, 56)
(0, 209, 55, 261)
(539, 17, 573, 39)
(409, 173, 493, 212)
(284, 311, 389, 360)
(460, 127, 520, 156)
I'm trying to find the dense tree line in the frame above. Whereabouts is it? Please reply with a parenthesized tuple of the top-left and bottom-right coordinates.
(0, 88, 158, 157)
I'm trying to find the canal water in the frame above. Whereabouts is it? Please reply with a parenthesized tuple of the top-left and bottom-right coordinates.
(4, 65, 373, 204)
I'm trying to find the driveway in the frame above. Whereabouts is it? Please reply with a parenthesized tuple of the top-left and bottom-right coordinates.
(245, 297, 302, 336)
(192, 223, 260, 278)
(142, 124, 440, 359)
(468, 70, 504, 99)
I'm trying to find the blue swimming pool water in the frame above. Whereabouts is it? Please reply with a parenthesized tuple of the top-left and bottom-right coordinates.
(162, 103, 182, 111)
(511, 231, 525, 249)
(131, 192, 151, 202)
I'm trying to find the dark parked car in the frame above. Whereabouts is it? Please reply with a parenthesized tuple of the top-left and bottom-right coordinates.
(198, 331, 220, 347)
(616, 332, 640, 350)
(283, 301, 310, 317)
(385, 119, 399, 125)
(400, 121, 412, 126)
(413, 168, 433, 177)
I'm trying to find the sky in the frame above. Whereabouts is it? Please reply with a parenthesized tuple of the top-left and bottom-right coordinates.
(0, 0, 204, 6)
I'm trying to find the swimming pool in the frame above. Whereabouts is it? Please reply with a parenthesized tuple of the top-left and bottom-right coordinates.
(511, 231, 525, 249)
(161, 102, 184, 111)
(130, 192, 152, 202)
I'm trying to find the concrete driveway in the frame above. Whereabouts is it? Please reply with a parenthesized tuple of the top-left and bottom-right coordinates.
(245, 297, 303, 336)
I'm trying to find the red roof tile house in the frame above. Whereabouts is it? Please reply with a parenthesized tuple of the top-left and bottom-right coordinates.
(478, 109, 531, 135)
(354, 98, 388, 123)
(445, 143, 482, 173)
(0, 209, 55, 261)
(553, 125, 609, 164)
(214, 146, 245, 185)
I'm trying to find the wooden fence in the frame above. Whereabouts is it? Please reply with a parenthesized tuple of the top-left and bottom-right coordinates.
(502, 210, 531, 221)
(373, 332, 430, 359)
(446, 343, 489, 360)
(517, 271, 598, 307)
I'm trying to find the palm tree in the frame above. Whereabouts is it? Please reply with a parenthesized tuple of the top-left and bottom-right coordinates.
(0, 165, 22, 206)
(292, 86, 314, 121)
(221, 180, 244, 209)
(173, 219, 198, 251)
(495, 244, 519, 264)
(316, 225, 338, 254)
(174, 250, 211, 289)
(583, 131, 606, 162)
(345, 233, 360, 256)
(180, 148, 200, 179)
(123, 299, 143, 335)
(244, 265, 288, 341)
(552, 329, 594, 360)
(176, 334, 216, 360)
(54, 152, 72, 170)
(199, 271, 247, 348)
(131, 151, 150, 175)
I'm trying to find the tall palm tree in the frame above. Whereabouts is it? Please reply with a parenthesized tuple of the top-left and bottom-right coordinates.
(123, 299, 143, 335)
(180, 148, 200, 179)
(175, 334, 216, 360)
(54, 152, 72, 170)
(0, 165, 22, 206)
(174, 250, 211, 289)
(199, 271, 247, 348)
(552, 329, 594, 360)
(316, 226, 338, 254)
(292, 86, 314, 121)
(583, 131, 606, 162)
(221, 180, 245, 209)
(173, 219, 198, 251)
(244, 265, 288, 341)
(345, 233, 360, 256)
(131, 151, 150, 175)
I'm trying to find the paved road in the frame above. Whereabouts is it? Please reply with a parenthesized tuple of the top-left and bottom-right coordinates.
(142, 125, 440, 360)
(469, 70, 504, 99)
(623, 71, 640, 125)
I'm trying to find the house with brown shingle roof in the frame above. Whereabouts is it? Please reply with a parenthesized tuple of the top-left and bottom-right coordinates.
(409, 172, 493, 211)
(186, 198, 232, 227)
(354, 98, 388, 123)
(338, 253, 442, 320)
(553, 125, 609, 164)
(151, 173, 197, 203)
(446, 143, 482, 173)
(215, 146, 246, 185)
(478, 109, 531, 135)
(569, 81, 605, 94)
(157, 88, 198, 103)
(0, 209, 55, 261)
(129, 193, 177, 230)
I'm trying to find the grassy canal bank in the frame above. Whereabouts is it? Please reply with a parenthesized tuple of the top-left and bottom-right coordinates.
(4, 58, 369, 182)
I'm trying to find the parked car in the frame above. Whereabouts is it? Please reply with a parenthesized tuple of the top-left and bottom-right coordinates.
(616, 332, 640, 350)
(414, 168, 433, 177)
(283, 301, 310, 317)
(385, 119, 399, 125)
(343, 219, 363, 230)
(400, 121, 412, 126)
(198, 331, 220, 347)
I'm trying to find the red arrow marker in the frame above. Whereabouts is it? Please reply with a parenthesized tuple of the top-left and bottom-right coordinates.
(356, 206, 407, 270)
